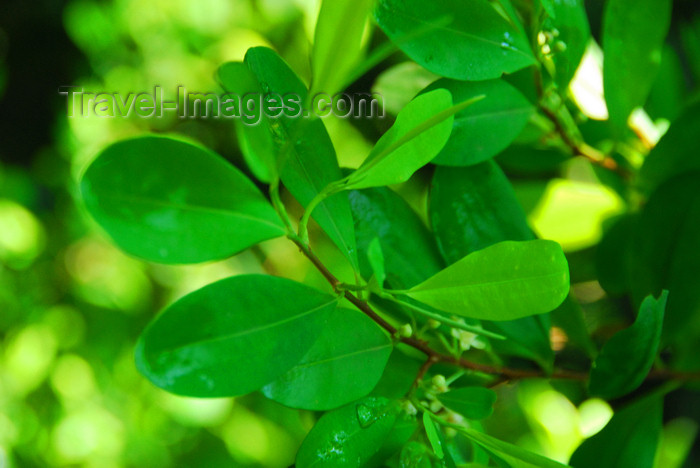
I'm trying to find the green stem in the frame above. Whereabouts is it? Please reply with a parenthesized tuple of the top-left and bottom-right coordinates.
(385, 295, 506, 341)
(297, 182, 340, 244)
(269, 178, 295, 234)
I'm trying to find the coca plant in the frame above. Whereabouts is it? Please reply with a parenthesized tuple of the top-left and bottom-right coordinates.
(79, 0, 700, 466)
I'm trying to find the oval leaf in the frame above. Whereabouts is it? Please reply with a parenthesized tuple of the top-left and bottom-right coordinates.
(374, 0, 536, 81)
(80, 135, 285, 264)
(430, 162, 534, 262)
(430, 162, 555, 369)
(262, 308, 392, 410)
(423, 79, 534, 166)
(296, 396, 401, 467)
(345, 89, 456, 190)
(405, 240, 570, 321)
(588, 291, 667, 399)
(135, 275, 337, 397)
(438, 387, 497, 420)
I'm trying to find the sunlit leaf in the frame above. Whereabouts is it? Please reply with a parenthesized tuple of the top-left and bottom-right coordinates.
(135, 275, 336, 397)
(262, 308, 392, 410)
(374, 0, 535, 80)
(405, 240, 570, 321)
(344, 89, 457, 190)
(422, 79, 534, 166)
(218, 47, 359, 270)
(296, 397, 402, 467)
(81, 135, 285, 264)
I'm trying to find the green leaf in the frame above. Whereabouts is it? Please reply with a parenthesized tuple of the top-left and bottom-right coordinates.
(589, 292, 667, 399)
(399, 442, 432, 468)
(438, 387, 496, 420)
(296, 396, 401, 467)
(310, 0, 374, 98)
(262, 308, 392, 410)
(571, 395, 663, 468)
(596, 215, 635, 296)
(219, 47, 359, 270)
(430, 162, 553, 367)
(631, 173, 700, 347)
(371, 348, 424, 399)
(458, 426, 570, 468)
(548, 0, 591, 89)
(639, 102, 700, 193)
(344, 89, 459, 190)
(217, 61, 276, 182)
(602, 0, 672, 131)
(430, 162, 534, 261)
(405, 240, 570, 321)
(423, 412, 445, 459)
(134, 275, 336, 397)
(80, 135, 285, 264)
(367, 238, 387, 288)
(350, 186, 444, 289)
(367, 413, 419, 467)
(421, 79, 534, 166)
(374, 0, 536, 81)
(539, 0, 556, 19)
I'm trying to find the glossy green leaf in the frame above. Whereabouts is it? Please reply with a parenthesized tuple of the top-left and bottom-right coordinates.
(571, 395, 663, 468)
(310, 0, 373, 98)
(548, 0, 591, 89)
(459, 426, 570, 468)
(430, 162, 553, 367)
(344, 89, 457, 190)
(262, 308, 392, 410)
(422, 79, 534, 166)
(423, 412, 445, 459)
(438, 387, 496, 420)
(371, 349, 424, 399)
(639, 102, 700, 193)
(631, 173, 700, 347)
(374, 0, 536, 81)
(135, 275, 336, 397)
(219, 47, 359, 270)
(405, 240, 570, 321)
(367, 413, 419, 467)
(602, 0, 672, 131)
(588, 291, 667, 399)
(296, 396, 400, 467)
(350, 186, 443, 289)
(80, 135, 285, 264)
(430, 162, 534, 261)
